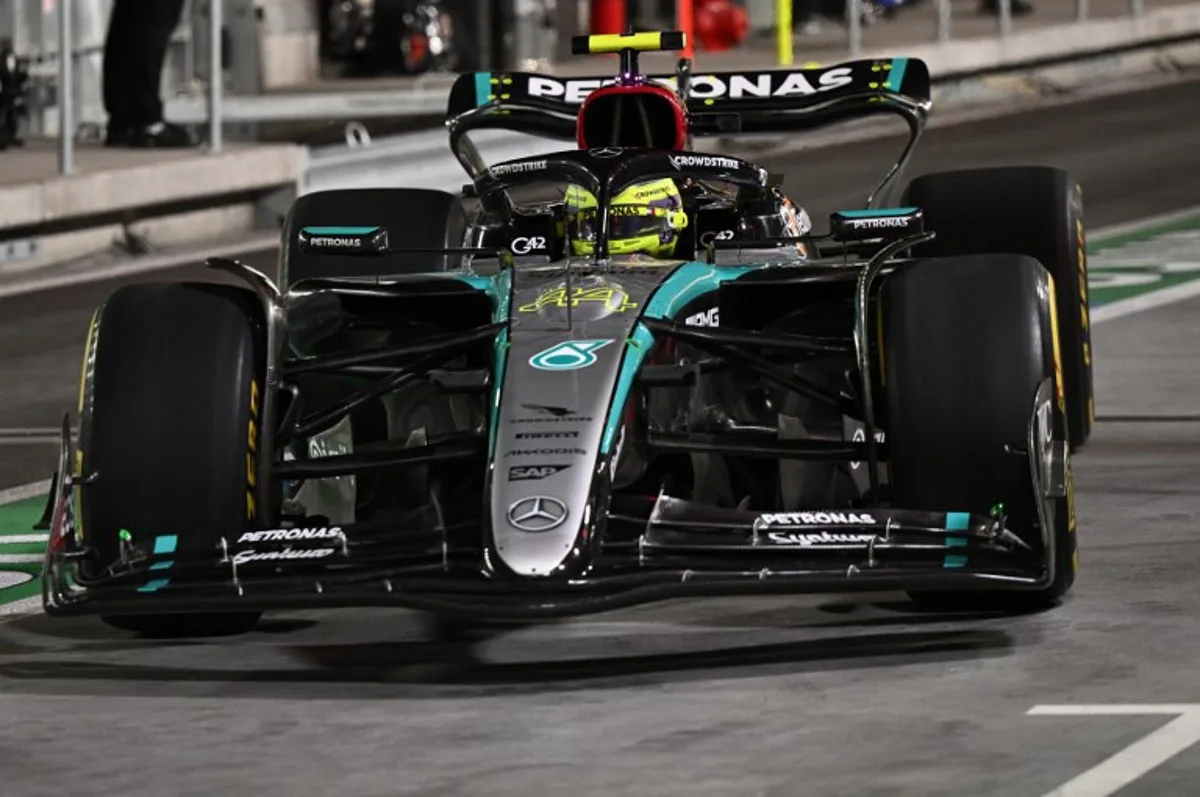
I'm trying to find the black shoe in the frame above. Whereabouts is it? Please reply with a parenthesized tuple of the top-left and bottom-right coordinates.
(105, 120, 195, 149)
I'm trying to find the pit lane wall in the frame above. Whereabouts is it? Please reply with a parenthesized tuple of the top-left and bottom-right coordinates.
(2, 1, 1200, 275)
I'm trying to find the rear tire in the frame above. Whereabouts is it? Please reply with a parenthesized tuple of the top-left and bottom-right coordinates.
(78, 282, 267, 637)
(903, 166, 1094, 450)
(881, 254, 1078, 613)
(281, 188, 468, 286)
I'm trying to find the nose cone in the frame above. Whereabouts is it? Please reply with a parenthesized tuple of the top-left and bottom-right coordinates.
(488, 334, 620, 577)
(487, 266, 666, 577)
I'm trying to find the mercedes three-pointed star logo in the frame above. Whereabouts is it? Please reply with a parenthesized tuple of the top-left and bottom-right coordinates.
(590, 147, 623, 159)
(506, 496, 569, 532)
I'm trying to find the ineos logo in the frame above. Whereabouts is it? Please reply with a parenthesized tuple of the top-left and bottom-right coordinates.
(511, 236, 547, 254)
(700, 229, 736, 246)
(506, 496, 569, 532)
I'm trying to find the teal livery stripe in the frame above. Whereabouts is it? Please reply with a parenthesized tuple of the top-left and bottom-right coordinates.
(642, 262, 747, 320)
(943, 512, 969, 569)
(603, 323, 657, 453)
(888, 58, 909, 92)
(838, 207, 919, 218)
(139, 534, 177, 592)
(475, 72, 494, 107)
(602, 261, 758, 453)
(302, 226, 381, 236)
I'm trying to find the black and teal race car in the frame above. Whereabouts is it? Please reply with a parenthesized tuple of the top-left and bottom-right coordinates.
(39, 31, 1091, 636)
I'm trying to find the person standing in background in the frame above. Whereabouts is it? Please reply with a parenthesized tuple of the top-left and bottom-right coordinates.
(103, 0, 194, 147)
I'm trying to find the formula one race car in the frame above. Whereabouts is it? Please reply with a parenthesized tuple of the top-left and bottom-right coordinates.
(40, 31, 1093, 636)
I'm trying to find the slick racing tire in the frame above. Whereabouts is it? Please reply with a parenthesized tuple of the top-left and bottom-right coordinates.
(881, 254, 1078, 613)
(77, 283, 267, 637)
(281, 187, 468, 287)
(903, 166, 1093, 451)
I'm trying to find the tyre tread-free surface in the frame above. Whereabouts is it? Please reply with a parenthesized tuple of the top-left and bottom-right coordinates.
(881, 253, 1076, 610)
(79, 282, 266, 636)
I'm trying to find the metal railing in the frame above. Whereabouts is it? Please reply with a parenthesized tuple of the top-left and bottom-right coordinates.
(2, 0, 1183, 179)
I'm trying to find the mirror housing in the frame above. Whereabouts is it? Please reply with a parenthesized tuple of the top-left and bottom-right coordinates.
(297, 226, 389, 256)
(830, 207, 924, 243)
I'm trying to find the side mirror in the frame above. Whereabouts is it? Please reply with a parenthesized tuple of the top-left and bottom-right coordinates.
(830, 207, 924, 243)
(297, 226, 389, 256)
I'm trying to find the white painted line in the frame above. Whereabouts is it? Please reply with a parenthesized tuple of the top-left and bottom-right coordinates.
(1087, 205, 1200, 242)
(0, 480, 50, 505)
(0, 427, 67, 436)
(1091, 278, 1200, 324)
(0, 597, 42, 616)
(0, 571, 32, 589)
(0, 534, 49, 544)
(0, 554, 44, 564)
(1029, 704, 1200, 715)
(1028, 705, 1200, 797)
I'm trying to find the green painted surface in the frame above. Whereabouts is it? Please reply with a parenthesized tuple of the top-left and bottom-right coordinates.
(0, 496, 47, 606)
(1088, 215, 1200, 307)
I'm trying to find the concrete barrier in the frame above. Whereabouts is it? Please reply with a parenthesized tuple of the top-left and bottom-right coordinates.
(0, 143, 308, 237)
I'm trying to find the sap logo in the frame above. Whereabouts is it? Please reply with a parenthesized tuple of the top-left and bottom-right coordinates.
(757, 511, 877, 526)
(526, 68, 856, 104)
(669, 154, 740, 171)
(511, 236, 548, 254)
(685, 307, 719, 327)
(699, 229, 735, 246)
(508, 464, 570, 481)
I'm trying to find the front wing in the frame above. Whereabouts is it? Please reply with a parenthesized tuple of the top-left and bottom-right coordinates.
(42, 487, 1054, 621)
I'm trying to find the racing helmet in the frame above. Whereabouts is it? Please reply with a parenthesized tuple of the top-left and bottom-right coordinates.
(564, 178, 688, 258)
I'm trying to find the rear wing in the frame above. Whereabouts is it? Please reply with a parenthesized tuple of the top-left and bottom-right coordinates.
(446, 57, 932, 143)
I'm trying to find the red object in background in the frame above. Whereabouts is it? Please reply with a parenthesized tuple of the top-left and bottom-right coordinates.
(590, 0, 625, 34)
(678, 0, 696, 58)
(694, 0, 750, 52)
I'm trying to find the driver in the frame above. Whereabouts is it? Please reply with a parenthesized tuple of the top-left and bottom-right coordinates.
(562, 178, 689, 258)
(563, 75, 812, 260)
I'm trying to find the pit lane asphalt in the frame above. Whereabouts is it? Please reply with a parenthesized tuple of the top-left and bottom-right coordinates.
(2, 77, 1200, 797)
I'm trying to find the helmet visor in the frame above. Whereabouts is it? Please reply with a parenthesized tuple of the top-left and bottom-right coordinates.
(566, 204, 688, 249)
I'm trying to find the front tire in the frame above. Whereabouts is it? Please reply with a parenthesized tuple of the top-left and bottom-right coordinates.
(78, 282, 268, 637)
(881, 254, 1078, 612)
